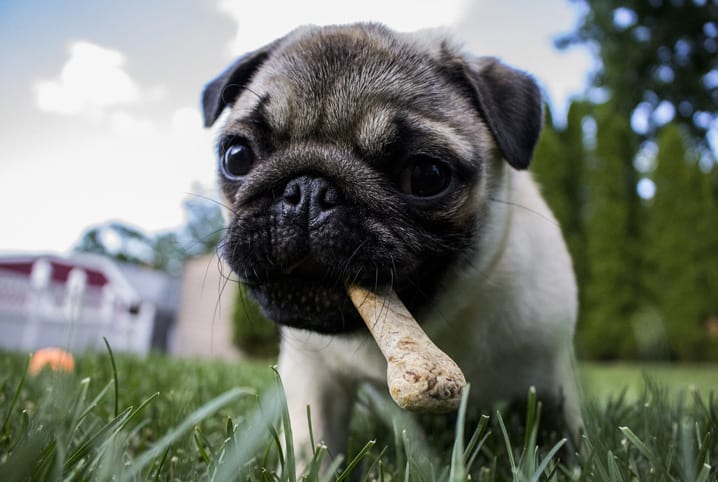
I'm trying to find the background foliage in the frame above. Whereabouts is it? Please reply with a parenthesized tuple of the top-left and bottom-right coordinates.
(532, 0, 718, 360)
(231, 285, 279, 358)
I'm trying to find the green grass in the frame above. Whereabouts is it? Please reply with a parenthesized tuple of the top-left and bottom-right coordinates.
(1, 348, 716, 481)
(580, 363, 718, 403)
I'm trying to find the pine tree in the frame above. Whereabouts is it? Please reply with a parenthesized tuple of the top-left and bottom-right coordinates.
(532, 106, 572, 231)
(693, 161, 718, 360)
(645, 124, 718, 360)
(579, 105, 640, 359)
(557, 102, 590, 315)
(532, 101, 589, 333)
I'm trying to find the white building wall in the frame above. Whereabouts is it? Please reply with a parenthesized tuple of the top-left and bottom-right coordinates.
(170, 254, 242, 360)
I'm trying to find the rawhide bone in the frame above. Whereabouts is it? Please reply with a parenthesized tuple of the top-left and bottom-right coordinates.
(347, 285, 466, 412)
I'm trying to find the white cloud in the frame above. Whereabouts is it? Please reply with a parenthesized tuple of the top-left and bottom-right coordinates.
(110, 111, 157, 138)
(170, 107, 204, 133)
(0, 106, 218, 253)
(218, 0, 468, 55)
(35, 41, 141, 117)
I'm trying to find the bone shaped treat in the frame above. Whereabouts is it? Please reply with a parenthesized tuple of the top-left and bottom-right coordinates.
(347, 285, 466, 412)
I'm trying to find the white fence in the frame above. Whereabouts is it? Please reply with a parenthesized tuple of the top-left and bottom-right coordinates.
(0, 263, 154, 355)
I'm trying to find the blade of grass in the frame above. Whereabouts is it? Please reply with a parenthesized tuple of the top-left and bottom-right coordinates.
(449, 384, 470, 482)
(32, 438, 58, 481)
(606, 450, 626, 482)
(529, 438, 566, 482)
(359, 446, 387, 482)
(401, 429, 416, 481)
(226, 416, 235, 439)
(520, 389, 542, 477)
(2, 354, 29, 439)
(213, 386, 282, 482)
(496, 410, 517, 472)
(303, 443, 328, 481)
(92, 431, 130, 482)
(307, 404, 316, 457)
(335, 439, 375, 482)
(466, 431, 491, 475)
(103, 337, 119, 418)
(318, 454, 345, 482)
(116, 392, 160, 434)
(523, 387, 538, 451)
(695, 463, 712, 482)
(74, 380, 114, 428)
(679, 417, 696, 482)
(65, 377, 91, 445)
(194, 427, 214, 465)
(393, 422, 404, 481)
(271, 367, 295, 482)
(619, 426, 663, 473)
(464, 414, 490, 460)
(150, 446, 171, 482)
(64, 406, 134, 468)
(267, 423, 285, 470)
(695, 431, 711, 478)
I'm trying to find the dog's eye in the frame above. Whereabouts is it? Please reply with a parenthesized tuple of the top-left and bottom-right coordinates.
(400, 156, 451, 197)
(222, 143, 255, 179)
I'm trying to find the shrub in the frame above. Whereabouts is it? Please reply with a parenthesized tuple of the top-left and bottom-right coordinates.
(231, 284, 280, 358)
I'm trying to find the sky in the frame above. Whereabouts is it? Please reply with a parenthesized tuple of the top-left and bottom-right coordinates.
(0, 0, 593, 254)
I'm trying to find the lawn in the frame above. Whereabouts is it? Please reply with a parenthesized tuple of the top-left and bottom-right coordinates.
(0, 349, 716, 481)
(580, 362, 718, 403)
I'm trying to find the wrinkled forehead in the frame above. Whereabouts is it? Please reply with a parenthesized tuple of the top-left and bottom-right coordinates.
(227, 28, 473, 146)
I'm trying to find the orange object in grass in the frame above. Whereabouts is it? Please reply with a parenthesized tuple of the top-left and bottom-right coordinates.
(28, 347, 75, 375)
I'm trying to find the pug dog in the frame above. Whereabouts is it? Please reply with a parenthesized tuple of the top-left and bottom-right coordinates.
(202, 23, 581, 460)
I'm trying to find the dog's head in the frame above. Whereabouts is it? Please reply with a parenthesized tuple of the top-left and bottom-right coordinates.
(202, 23, 542, 333)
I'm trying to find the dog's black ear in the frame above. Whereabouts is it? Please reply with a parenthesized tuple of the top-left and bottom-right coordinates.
(462, 57, 543, 170)
(201, 42, 279, 128)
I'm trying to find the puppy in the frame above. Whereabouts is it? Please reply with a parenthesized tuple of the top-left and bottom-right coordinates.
(202, 23, 581, 459)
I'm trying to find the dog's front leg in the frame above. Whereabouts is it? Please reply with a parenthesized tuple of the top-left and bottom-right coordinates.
(277, 335, 355, 467)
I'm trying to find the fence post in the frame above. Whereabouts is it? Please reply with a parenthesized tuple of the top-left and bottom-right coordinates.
(22, 258, 51, 350)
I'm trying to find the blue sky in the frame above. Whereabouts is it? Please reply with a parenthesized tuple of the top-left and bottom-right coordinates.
(0, 0, 593, 253)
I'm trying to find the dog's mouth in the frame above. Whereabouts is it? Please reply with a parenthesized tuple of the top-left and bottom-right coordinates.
(232, 251, 387, 333)
(232, 248, 453, 334)
(243, 257, 372, 333)
(248, 278, 363, 333)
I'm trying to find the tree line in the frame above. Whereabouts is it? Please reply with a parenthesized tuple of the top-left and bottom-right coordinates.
(532, 104, 718, 361)
(534, 0, 718, 360)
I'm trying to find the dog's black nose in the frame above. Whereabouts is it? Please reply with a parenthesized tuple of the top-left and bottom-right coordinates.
(281, 175, 341, 224)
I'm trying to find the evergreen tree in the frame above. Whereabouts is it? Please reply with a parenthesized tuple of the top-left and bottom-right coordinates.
(645, 124, 718, 360)
(557, 102, 590, 312)
(532, 106, 574, 235)
(554, 0, 718, 360)
(579, 105, 640, 359)
(688, 153, 718, 359)
(706, 174, 718, 354)
(532, 101, 589, 327)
